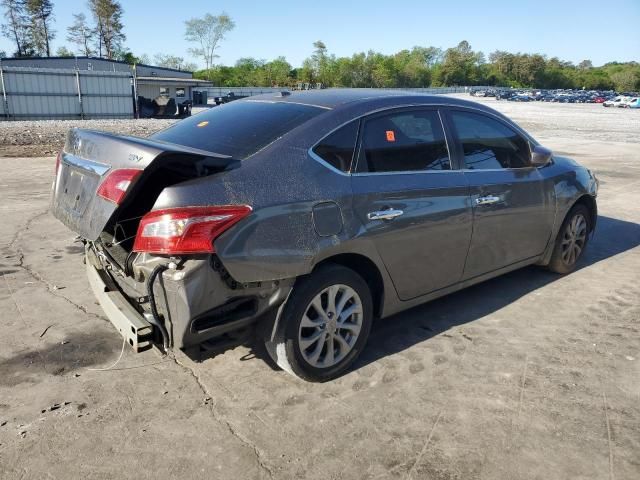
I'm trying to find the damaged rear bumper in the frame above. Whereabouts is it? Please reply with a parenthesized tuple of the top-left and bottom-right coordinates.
(86, 250, 154, 352)
(86, 243, 294, 352)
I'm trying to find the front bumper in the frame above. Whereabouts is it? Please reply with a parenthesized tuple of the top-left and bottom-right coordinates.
(86, 251, 154, 352)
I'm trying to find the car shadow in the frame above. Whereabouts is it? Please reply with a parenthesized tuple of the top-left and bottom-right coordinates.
(192, 215, 640, 375)
(352, 214, 640, 373)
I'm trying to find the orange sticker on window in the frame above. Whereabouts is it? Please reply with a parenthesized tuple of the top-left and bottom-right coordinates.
(197, 121, 209, 127)
(386, 130, 396, 142)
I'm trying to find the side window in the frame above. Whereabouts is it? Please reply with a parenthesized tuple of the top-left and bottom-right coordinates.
(312, 121, 359, 173)
(450, 111, 531, 169)
(359, 110, 450, 173)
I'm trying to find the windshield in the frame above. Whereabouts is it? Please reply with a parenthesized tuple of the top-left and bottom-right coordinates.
(152, 100, 325, 159)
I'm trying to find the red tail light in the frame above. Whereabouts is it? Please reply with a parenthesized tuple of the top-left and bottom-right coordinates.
(97, 168, 143, 205)
(132, 206, 252, 255)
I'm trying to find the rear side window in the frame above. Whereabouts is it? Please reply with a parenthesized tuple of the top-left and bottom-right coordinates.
(358, 110, 450, 173)
(312, 121, 359, 172)
(450, 111, 531, 169)
(152, 100, 324, 159)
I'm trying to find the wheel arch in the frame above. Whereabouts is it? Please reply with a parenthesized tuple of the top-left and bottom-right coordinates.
(314, 253, 385, 319)
(572, 194, 597, 232)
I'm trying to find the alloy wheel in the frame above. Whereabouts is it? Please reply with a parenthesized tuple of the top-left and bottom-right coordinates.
(298, 284, 363, 368)
(561, 213, 587, 266)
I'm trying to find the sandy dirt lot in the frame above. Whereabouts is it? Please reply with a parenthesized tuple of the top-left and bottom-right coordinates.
(0, 97, 639, 480)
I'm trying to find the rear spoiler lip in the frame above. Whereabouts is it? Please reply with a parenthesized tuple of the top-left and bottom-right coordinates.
(64, 128, 234, 162)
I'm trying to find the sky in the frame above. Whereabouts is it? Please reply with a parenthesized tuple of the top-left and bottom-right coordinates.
(1, 0, 639, 67)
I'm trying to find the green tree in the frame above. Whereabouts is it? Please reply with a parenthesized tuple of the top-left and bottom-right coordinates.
(609, 70, 639, 92)
(114, 49, 137, 64)
(578, 59, 593, 70)
(1, 0, 30, 56)
(67, 12, 94, 56)
(25, 0, 54, 56)
(195, 41, 640, 91)
(153, 53, 188, 70)
(264, 56, 292, 86)
(184, 12, 235, 77)
(436, 40, 484, 86)
(55, 45, 73, 56)
(88, 0, 125, 59)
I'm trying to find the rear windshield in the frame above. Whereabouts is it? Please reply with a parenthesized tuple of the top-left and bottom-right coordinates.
(152, 100, 324, 159)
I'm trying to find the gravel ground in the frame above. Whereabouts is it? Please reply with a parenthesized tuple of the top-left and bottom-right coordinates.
(1, 97, 639, 480)
(0, 106, 212, 157)
(0, 119, 178, 157)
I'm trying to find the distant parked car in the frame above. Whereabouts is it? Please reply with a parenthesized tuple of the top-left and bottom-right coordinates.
(603, 96, 627, 107)
(624, 98, 639, 109)
(593, 96, 606, 103)
(495, 90, 514, 100)
(214, 91, 247, 106)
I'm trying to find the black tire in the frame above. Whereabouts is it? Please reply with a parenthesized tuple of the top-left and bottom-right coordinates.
(265, 264, 373, 382)
(547, 204, 591, 274)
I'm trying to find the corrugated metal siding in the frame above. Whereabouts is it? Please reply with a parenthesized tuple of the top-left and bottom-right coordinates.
(0, 66, 134, 120)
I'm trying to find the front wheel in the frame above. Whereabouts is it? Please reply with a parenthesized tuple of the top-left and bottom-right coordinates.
(265, 264, 373, 382)
(547, 204, 591, 274)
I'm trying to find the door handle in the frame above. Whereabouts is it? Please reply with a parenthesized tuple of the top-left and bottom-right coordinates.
(367, 209, 404, 221)
(475, 195, 501, 206)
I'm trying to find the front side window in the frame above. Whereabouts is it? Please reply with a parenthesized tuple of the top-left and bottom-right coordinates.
(450, 110, 531, 170)
(312, 121, 359, 172)
(358, 110, 450, 173)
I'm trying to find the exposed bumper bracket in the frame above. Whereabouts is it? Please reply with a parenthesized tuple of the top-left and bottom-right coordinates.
(86, 256, 153, 353)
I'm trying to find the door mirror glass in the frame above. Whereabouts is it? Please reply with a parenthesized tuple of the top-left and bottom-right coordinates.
(531, 145, 552, 167)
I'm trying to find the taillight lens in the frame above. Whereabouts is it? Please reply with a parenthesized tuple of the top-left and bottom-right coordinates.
(132, 206, 252, 255)
(96, 168, 143, 204)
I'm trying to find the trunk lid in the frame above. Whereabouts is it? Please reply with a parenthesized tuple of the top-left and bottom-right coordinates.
(51, 128, 237, 241)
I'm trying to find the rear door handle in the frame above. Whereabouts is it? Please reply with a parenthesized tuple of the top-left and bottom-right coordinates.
(367, 209, 404, 221)
(475, 195, 501, 206)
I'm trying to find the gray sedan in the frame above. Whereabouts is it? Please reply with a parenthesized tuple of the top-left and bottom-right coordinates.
(51, 90, 598, 381)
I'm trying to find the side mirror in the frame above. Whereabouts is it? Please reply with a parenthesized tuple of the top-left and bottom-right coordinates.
(531, 145, 552, 167)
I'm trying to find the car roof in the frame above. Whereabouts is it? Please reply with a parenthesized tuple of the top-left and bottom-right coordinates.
(244, 88, 484, 111)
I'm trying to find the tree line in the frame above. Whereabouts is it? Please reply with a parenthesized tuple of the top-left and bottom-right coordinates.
(1, 1, 235, 72)
(1, 0, 125, 59)
(2, 3, 638, 92)
(195, 40, 640, 92)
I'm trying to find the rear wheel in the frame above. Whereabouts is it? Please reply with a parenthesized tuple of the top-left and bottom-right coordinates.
(265, 264, 373, 382)
(547, 204, 591, 274)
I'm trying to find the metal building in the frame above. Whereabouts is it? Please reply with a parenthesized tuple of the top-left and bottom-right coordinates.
(0, 66, 134, 120)
(0, 56, 212, 120)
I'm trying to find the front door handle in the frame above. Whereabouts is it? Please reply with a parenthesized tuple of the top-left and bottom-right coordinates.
(475, 195, 501, 206)
(367, 209, 404, 221)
